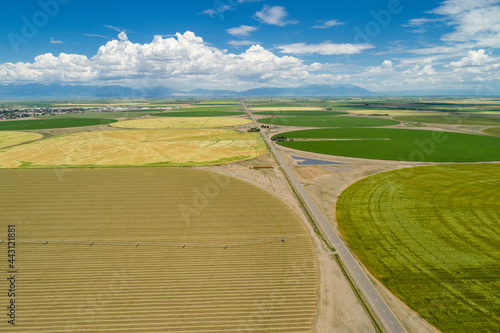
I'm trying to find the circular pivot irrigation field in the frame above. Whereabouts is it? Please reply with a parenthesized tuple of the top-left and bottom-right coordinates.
(394, 115, 500, 126)
(0, 129, 267, 168)
(0, 131, 43, 148)
(0, 168, 318, 332)
(275, 128, 500, 162)
(111, 117, 252, 129)
(259, 116, 399, 128)
(0, 118, 116, 130)
(254, 110, 347, 116)
(336, 164, 500, 332)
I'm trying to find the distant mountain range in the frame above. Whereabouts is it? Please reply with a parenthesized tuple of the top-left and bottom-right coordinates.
(0, 83, 376, 98)
(0, 83, 495, 98)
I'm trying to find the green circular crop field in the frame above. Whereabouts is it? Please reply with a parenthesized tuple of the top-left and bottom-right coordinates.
(336, 164, 500, 332)
(259, 116, 398, 127)
(276, 128, 500, 162)
(394, 115, 500, 126)
(0, 118, 116, 130)
(255, 110, 347, 116)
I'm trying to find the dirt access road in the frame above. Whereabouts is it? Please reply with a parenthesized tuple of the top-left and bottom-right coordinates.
(242, 101, 406, 333)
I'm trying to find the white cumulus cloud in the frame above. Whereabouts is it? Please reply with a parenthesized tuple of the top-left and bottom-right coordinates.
(253, 5, 297, 26)
(312, 19, 345, 29)
(0, 31, 354, 90)
(226, 25, 258, 37)
(276, 42, 374, 55)
(449, 49, 494, 67)
(118, 32, 128, 41)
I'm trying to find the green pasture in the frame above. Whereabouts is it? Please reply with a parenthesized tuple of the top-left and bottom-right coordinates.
(395, 115, 500, 126)
(336, 164, 500, 332)
(276, 128, 500, 162)
(260, 116, 399, 128)
(254, 111, 347, 116)
(0, 118, 116, 130)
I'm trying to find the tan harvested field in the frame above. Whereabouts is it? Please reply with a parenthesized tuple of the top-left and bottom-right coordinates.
(0, 129, 267, 168)
(250, 107, 324, 111)
(0, 168, 318, 332)
(111, 117, 252, 129)
(0, 131, 43, 148)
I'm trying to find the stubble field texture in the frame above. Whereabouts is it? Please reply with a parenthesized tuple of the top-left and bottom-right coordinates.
(155, 111, 245, 117)
(110, 117, 252, 129)
(0, 168, 318, 332)
(0, 131, 43, 148)
(336, 164, 500, 333)
(0, 129, 267, 168)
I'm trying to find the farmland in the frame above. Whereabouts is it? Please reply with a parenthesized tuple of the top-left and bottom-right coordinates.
(394, 115, 500, 126)
(336, 164, 500, 332)
(155, 111, 245, 117)
(484, 127, 500, 136)
(176, 106, 243, 112)
(251, 107, 324, 111)
(259, 116, 398, 128)
(254, 110, 347, 116)
(111, 117, 252, 129)
(0, 131, 43, 148)
(276, 128, 500, 162)
(0, 129, 267, 168)
(0, 168, 318, 332)
(0, 118, 116, 130)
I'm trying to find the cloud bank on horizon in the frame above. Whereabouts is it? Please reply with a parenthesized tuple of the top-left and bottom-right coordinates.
(0, 0, 499, 93)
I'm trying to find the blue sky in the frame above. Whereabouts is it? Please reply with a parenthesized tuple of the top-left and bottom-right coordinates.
(0, 0, 499, 93)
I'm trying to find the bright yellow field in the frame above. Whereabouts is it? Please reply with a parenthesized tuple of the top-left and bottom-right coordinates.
(111, 117, 252, 129)
(0, 129, 267, 168)
(0, 168, 318, 332)
(251, 107, 323, 111)
(0, 131, 43, 148)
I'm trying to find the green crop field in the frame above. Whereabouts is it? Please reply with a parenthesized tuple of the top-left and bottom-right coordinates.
(276, 128, 500, 162)
(259, 116, 399, 128)
(254, 111, 347, 116)
(484, 127, 500, 136)
(0, 168, 318, 332)
(155, 111, 245, 117)
(177, 106, 243, 112)
(336, 164, 500, 332)
(197, 101, 240, 105)
(395, 115, 500, 126)
(0, 118, 116, 130)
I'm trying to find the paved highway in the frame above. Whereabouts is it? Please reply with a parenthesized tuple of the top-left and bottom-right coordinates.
(242, 101, 406, 333)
